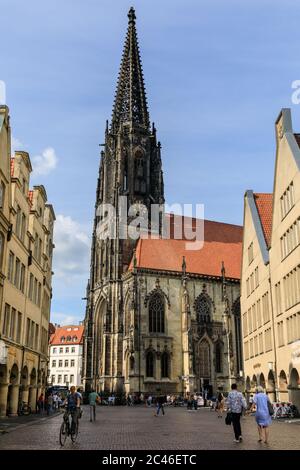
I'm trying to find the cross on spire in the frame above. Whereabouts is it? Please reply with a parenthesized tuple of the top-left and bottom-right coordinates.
(111, 7, 150, 131)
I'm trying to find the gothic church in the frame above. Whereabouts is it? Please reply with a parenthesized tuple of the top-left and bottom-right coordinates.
(83, 8, 243, 397)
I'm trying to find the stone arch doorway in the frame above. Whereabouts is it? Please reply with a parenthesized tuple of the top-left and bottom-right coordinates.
(289, 368, 300, 408)
(0, 364, 8, 417)
(94, 298, 107, 388)
(246, 376, 251, 392)
(20, 365, 29, 405)
(279, 370, 288, 400)
(251, 374, 257, 392)
(195, 339, 212, 395)
(267, 370, 276, 402)
(28, 368, 37, 411)
(7, 364, 19, 416)
(259, 373, 266, 389)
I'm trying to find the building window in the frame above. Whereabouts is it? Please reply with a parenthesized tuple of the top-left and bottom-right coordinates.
(64, 375, 68, 384)
(0, 232, 4, 270)
(149, 292, 165, 333)
(262, 292, 270, 324)
(59, 360, 63, 367)
(65, 360, 69, 367)
(8, 251, 14, 282)
(215, 343, 222, 373)
(286, 312, 300, 344)
(71, 360, 75, 367)
(146, 351, 154, 377)
(0, 181, 5, 208)
(280, 182, 295, 220)
(57, 375, 62, 384)
(14, 258, 21, 288)
(59, 347, 63, 353)
(20, 264, 25, 293)
(10, 308, 16, 340)
(195, 294, 211, 324)
(161, 352, 169, 378)
(248, 242, 254, 265)
(71, 347, 75, 353)
(3, 304, 10, 337)
(70, 375, 74, 383)
(53, 348, 57, 354)
(65, 347, 69, 353)
(265, 328, 272, 352)
(198, 340, 210, 377)
(16, 312, 22, 343)
(21, 213, 26, 243)
(277, 321, 285, 347)
(28, 274, 34, 300)
(15, 205, 22, 239)
(52, 360, 56, 367)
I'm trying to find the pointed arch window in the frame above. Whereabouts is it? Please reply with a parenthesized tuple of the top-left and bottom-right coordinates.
(195, 295, 211, 324)
(149, 292, 165, 333)
(161, 352, 169, 378)
(146, 351, 154, 377)
(215, 343, 222, 373)
(198, 340, 210, 377)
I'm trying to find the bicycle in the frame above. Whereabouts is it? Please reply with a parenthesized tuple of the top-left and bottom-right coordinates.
(18, 401, 31, 416)
(59, 408, 79, 446)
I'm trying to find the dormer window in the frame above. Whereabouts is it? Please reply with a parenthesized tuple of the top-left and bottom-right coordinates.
(60, 336, 65, 343)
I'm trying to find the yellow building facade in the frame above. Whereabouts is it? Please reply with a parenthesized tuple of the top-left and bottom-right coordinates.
(0, 105, 55, 417)
(241, 108, 300, 409)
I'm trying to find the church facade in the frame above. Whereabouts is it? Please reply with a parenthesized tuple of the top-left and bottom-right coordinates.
(82, 8, 243, 397)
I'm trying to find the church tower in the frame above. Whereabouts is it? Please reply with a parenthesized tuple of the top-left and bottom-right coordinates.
(83, 8, 164, 392)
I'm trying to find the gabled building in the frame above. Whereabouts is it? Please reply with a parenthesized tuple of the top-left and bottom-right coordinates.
(241, 108, 300, 408)
(0, 105, 55, 417)
(49, 325, 84, 388)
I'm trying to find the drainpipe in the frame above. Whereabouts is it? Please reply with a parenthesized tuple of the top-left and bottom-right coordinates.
(268, 268, 279, 402)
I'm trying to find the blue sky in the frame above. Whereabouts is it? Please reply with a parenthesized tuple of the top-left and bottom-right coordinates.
(1, 0, 300, 324)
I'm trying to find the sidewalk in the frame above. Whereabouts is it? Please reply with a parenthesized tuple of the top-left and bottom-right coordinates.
(0, 409, 62, 434)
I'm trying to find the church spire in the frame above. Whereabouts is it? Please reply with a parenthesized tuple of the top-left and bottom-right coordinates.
(111, 7, 150, 131)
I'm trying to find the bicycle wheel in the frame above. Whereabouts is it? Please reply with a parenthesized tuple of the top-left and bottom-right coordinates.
(59, 421, 68, 446)
(23, 405, 31, 416)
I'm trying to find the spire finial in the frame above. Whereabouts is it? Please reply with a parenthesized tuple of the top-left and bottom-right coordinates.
(128, 7, 136, 23)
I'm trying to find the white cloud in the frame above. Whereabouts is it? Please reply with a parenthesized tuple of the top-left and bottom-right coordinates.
(32, 147, 58, 177)
(11, 136, 24, 154)
(50, 312, 82, 326)
(53, 214, 91, 283)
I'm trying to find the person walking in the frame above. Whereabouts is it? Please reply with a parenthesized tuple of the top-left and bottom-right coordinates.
(250, 386, 272, 444)
(216, 392, 225, 418)
(46, 393, 53, 416)
(154, 395, 165, 416)
(89, 389, 99, 422)
(226, 383, 247, 443)
(37, 393, 44, 414)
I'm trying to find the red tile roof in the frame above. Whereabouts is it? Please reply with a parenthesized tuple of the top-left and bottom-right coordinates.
(49, 325, 84, 346)
(131, 216, 243, 280)
(253, 193, 273, 248)
(10, 158, 14, 177)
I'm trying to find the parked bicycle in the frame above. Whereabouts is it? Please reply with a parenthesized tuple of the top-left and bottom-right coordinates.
(59, 409, 79, 446)
(272, 402, 299, 419)
(18, 401, 31, 416)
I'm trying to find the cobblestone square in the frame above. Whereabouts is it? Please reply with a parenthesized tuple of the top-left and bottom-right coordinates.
(0, 406, 299, 450)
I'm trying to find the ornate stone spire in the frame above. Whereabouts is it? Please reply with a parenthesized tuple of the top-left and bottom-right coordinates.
(111, 7, 150, 131)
